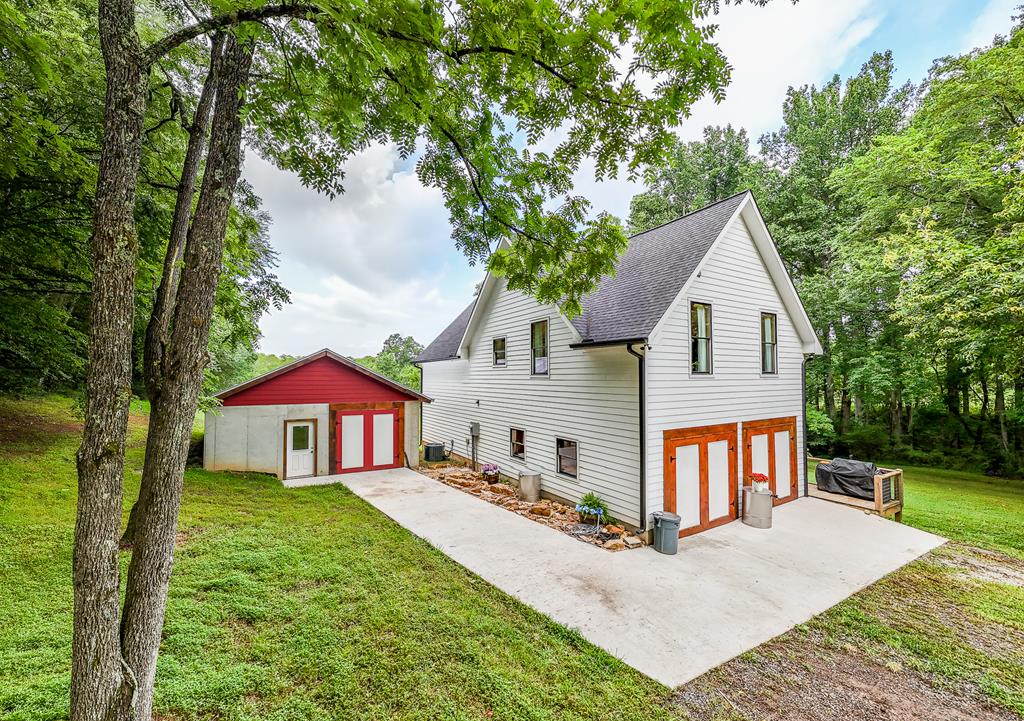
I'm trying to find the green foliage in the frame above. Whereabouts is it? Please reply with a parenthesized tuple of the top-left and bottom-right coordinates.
(804, 406, 835, 453)
(628, 124, 761, 233)
(354, 333, 424, 390)
(577, 491, 612, 524)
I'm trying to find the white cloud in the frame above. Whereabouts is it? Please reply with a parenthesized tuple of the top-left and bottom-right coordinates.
(250, 0, 888, 355)
(676, 0, 882, 142)
(961, 0, 1018, 52)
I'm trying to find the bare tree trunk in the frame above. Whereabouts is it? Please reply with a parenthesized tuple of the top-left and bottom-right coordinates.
(996, 375, 1009, 453)
(839, 382, 851, 435)
(72, 1, 146, 718)
(890, 387, 902, 444)
(822, 335, 836, 419)
(117, 36, 254, 721)
(122, 35, 223, 549)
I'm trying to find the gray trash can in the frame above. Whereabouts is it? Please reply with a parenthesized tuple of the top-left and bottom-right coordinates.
(652, 511, 681, 554)
(518, 470, 541, 502)
(741, 486, 773, 529)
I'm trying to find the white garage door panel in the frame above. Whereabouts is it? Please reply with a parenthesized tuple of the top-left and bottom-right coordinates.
(751, 433, 769, 476)
(774, 430, 791, 498)
(372, 413, 395, 466)
(677, 444, 701, 530)
(341, 415, 364, 469)
(707, 440, 730, 521)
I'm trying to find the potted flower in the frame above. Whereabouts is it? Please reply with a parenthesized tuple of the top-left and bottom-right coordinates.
(576, 492, 610, 528)
(481, 463, 500, 483)
(749, 472, 770, 493)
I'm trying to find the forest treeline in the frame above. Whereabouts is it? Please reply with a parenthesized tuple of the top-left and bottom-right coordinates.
(629, 30, 1024, 473)
(2, 0, 1021, 474)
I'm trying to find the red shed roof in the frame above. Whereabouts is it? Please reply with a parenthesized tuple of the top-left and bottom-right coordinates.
(216, 349, 430, 406)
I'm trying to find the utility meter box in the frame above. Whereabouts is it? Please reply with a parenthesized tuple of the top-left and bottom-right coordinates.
(469, 421, 480, 437)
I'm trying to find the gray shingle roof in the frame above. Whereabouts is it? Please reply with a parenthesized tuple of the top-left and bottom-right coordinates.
(415, 299, 477, 362)
(415, 192, 748, 360)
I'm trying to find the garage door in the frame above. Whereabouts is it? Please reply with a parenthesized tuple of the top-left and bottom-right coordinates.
(742, 416, 798, 505)
(663, 423, 738, 537)
(335, 409, 400, 473)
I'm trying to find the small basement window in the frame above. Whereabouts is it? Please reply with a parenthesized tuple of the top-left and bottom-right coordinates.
(492, 336, 507, 366)
(556, 437, 578, 478)
(510, 428, 525, 459)
(691, 302, 713, 374)
(761, 312, 777, 374)
(531, 320, 549, 375)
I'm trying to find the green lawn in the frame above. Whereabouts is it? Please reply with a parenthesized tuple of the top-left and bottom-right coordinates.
(810, 459, 1024, 560)
(2, 398, 1023, 720)
(0, 397, 680, 721)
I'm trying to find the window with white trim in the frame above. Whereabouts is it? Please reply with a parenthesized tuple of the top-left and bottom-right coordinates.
(691, 302, 713, 374)
(492, 336, 507, 366)
(510, 428, 525, 459)
(530, 320, 548, 375)
(556, 437, 578, 478)
(761, 312, 777, 374)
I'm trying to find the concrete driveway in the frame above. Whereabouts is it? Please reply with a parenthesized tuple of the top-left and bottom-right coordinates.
(302, 468, 944, 687)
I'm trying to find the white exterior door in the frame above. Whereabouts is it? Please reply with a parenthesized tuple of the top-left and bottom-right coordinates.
(742, 417, 798, 505)
(286, 421, 315, 478)
(340, 414, 365, 470)
(664, 423, 738, 536)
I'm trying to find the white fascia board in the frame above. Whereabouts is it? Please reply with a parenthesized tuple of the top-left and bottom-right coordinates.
(740, 198, 823, 355)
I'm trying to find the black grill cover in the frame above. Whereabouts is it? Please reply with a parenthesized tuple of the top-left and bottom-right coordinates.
(815, 458, 878, 500)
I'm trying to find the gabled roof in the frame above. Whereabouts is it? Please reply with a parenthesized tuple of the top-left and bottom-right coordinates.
(416, 191, 822, 360)
(415, 300, 476, 363)
(215, 348, 431, 402)
(570, 192, 747, 343)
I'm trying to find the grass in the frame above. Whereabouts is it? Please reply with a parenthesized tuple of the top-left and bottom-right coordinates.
(810, 458, 1024, 560)
(2, 398, 1023, 720)
(0, 396, 680, 721)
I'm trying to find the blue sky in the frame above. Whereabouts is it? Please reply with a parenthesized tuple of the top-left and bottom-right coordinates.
(246, 0, 1019, 358)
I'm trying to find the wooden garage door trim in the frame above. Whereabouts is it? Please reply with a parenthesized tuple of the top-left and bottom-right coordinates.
(330, 402, 406, 471)
(663, 423, 738, 538)
(742, 416, 798, 506)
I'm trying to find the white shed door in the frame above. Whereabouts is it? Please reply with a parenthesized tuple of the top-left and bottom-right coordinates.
(286, 421, 315, 479)
(340, 414, 364, 470)
(372, 412, 395, 466)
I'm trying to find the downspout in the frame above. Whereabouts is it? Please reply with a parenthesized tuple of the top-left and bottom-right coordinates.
(626, 342, 647, 533)
(802, 354, 809, 497)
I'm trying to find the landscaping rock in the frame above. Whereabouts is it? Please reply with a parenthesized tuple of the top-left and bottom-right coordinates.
(490, 483, 516, 496)
(603, 538, 626, 551)
(623, 536, 642, 548)
(529, 504, 552, 517)
(604, 524, 625, 535)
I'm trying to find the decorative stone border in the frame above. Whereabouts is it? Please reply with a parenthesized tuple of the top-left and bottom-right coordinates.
(416, 465, 645, 551)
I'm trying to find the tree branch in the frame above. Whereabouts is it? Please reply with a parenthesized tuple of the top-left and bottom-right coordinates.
(143, 3, 318, 64)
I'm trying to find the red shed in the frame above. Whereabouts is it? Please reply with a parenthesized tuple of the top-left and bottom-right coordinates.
(204, 349, 430, 481)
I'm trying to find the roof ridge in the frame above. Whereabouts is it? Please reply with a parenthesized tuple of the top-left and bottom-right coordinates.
(627, 189, 750, 240)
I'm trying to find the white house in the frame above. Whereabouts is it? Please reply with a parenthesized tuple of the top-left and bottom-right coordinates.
(415, 192, 822, 537)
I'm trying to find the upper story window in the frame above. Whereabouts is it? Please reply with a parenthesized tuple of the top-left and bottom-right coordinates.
(761, 312, 777, 374)
(510, 428, 525, 459)
(531, 320, 549, 375)
(492, 336, 507, 366)
(690, 302, 713, 374)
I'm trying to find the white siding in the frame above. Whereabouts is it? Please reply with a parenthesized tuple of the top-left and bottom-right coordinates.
(421, 280, 642, 525)
(646, 217, 807, 520)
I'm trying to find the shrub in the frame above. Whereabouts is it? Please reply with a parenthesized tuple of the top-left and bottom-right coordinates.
(576, 492, 614, 525)
(805, 407, 836, 454)
(840, 424, 889, 460)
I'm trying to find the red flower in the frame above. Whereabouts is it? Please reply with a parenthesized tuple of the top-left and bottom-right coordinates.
(749, 473, 769, 483)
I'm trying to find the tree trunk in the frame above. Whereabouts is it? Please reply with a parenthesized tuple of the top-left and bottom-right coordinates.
(822, 335, 836, 419)
(122, 35, 223, 550)
(117, 36, 254, 721)
(890, 387, 902, 444)
(839, 383, 851, 435)
(854, 394, 864, 424)
(996, 375, 1009, 452)
(72, 1, 147, 718)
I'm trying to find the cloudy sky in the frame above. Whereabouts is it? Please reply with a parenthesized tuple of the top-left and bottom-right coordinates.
(245, 0, 1020, 358)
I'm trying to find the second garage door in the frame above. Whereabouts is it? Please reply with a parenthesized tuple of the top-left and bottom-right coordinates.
(663, 423, 738, 537)
(742, 416, 798, 505)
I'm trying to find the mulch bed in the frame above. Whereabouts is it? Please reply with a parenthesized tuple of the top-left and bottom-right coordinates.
(416, 465, 645, 552)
